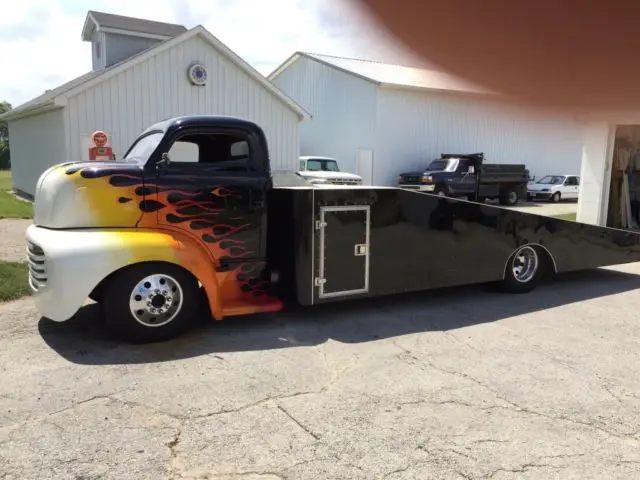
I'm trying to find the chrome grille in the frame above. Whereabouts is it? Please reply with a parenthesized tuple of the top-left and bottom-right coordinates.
(327, 178, 362, 185)
(402, 175, 420, 184)
(26, 242, 47, 291)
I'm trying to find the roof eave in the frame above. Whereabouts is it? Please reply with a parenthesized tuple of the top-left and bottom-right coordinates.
(0, 100, 64, 121)
(81, 12, 98, 41)
(379, 82, 498, 98)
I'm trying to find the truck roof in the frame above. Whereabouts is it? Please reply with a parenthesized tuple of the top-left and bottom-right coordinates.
(299, 156, 338, 161)
(140, 115, 264, 136)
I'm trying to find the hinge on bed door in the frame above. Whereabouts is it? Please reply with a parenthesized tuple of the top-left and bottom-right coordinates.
(315, 220, 327, 230)
(314, 277, 326, 287)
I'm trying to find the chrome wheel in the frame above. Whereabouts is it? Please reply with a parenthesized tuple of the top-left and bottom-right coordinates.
(508, 191, 518, 204)
(129, 274, 184, 327)
(512, 246, 539, 283)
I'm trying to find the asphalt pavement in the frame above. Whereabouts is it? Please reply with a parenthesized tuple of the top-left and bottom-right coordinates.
(1, 262, 640, 479)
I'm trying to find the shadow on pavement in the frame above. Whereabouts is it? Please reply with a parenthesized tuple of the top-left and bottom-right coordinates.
(39, 268, 640, 365)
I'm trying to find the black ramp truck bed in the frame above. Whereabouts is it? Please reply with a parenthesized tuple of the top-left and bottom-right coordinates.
(266, 185, 640, 306)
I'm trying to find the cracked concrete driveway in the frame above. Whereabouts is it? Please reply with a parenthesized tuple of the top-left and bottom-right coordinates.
(2, 265, 640, 479)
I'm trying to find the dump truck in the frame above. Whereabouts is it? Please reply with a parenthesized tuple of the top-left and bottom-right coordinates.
(26, 115, 640, 343)
(398, 153, 530, 205)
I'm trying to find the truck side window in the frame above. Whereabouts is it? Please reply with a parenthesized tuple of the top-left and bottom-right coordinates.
(167, 132, 251, 171)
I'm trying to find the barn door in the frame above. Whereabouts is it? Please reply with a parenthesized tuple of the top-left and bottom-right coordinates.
(356, 149, 374, 185)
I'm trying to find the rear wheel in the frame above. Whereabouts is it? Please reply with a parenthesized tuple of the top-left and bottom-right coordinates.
(500, 245, 543, 293)
(101, 262, 201, 343)
(499, 187, 519, 206)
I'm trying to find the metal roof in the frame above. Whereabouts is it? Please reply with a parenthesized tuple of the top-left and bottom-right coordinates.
(278, 52, 495, 96)
(83, 10, 187, 40)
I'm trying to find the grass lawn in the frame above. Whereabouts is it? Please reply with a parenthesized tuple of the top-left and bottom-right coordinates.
(0, 261, 31, 302)
(552, 212, 577, 221)
(0, 170, 33, 219)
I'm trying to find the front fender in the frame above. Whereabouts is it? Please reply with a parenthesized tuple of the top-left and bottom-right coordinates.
(26, 226, 222, 322)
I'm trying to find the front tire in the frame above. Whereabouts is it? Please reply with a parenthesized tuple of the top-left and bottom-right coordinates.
(500, 245, 543, 294)
(551, 191, 561, 203)
(101, 262, 201, 343)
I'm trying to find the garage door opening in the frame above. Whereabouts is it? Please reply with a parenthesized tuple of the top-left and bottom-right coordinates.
(607, 125, 640, 230)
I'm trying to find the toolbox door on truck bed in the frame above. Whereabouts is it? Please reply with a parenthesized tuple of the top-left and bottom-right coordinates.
(316, 205, 371, 298)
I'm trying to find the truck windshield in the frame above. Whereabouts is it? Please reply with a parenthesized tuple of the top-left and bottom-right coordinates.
(306, 159, 340, 172)
(426, 159, 458, 172)
(122, 131, 164, 164)
(537, 175, 566, 184)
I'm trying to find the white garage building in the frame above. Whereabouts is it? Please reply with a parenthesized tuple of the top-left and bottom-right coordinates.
(269, 52, 585, 186)
(2, 11, 308, 198)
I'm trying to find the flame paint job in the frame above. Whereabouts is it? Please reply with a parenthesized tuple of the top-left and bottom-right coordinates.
(36, 161, 282, 318)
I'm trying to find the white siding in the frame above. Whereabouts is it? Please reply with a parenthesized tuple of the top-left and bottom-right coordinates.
(271, 56, 377, 173)
(374, 88, 585, 185)
(64, 35, 300, 170)
(8, 109, 66, 196)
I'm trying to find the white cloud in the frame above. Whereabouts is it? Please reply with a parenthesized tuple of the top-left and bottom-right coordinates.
(0, 0, 420, 107)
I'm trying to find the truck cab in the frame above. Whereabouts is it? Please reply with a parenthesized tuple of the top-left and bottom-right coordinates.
(297, 155, 362, 185)
(27, 115, 281, 342)
(398, 154, 480, 196)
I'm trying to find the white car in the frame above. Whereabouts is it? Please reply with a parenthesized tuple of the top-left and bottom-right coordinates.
(527, 174, 580, 202)
(297, 156, 362, 185)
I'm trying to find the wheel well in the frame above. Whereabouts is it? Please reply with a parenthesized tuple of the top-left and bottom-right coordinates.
(502, 243, 557, 280)
(89, 261, 201, 301)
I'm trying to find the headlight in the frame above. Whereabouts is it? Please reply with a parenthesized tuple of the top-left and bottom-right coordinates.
(421, 175, 432, 183)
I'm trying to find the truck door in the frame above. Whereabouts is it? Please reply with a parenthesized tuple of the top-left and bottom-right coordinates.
(450, 159, 477, 196)
(564, 175, 579, 199)
(149, 126, 269, 266)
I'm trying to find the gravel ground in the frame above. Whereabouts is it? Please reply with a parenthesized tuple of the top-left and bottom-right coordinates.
(1, 264, 640, 479)
(0, 219, 31, 262)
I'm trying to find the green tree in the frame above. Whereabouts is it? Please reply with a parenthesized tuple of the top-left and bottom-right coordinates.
(0, 101, 12, 170)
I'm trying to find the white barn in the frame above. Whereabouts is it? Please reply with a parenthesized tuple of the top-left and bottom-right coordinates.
(2, 11, 308, 198)
(269, 52, 585, 186)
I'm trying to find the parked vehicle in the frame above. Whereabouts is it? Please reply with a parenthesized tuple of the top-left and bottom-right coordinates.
(527, 175, 580, 202)
(398, 153, 529, 206)
(298, 155, 362, 185)
(25, 116, 640, 343)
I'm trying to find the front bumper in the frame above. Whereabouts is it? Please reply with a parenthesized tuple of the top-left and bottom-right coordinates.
(527, 191, 553, 200)
(399, 184, 435, 192)
(25, 225, 130, 322)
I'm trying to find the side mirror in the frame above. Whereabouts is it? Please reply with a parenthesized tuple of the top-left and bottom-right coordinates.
(159, 152, 171, 166)
(156, 152, 171, 172)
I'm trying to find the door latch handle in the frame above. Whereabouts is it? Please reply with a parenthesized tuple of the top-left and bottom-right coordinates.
(354, 244, 367, 256)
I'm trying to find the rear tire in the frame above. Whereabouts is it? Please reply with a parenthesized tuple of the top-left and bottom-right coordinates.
(500, 245, 544, 294)
(499, 187, 519, 206)
(101, 262, 201, 343)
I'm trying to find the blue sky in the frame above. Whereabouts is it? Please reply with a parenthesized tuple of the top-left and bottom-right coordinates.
(0, 0, 418, 107)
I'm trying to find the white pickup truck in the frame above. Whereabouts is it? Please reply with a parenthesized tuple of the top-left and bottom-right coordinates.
(297, 156, 362, 185)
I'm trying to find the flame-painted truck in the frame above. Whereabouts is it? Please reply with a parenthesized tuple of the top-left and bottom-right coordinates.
(26, 115, 640, 343)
